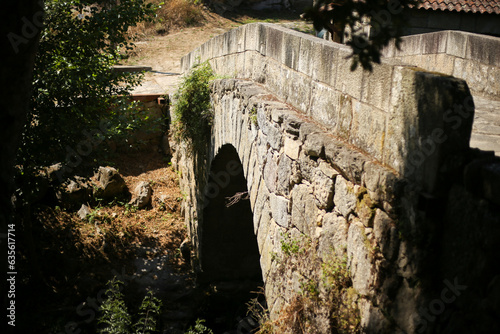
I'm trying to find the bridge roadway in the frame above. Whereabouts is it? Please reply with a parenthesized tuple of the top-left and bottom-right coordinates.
(470, 95, 500, 155)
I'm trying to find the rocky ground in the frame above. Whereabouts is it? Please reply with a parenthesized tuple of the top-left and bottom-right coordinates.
(17, 146, 196, 333)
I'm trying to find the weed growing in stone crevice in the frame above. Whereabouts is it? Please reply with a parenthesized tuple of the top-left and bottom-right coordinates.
(268, 249, 360, 334)
(280, 231, 303, 256)
(300, 279, 320, 299)
(172, 61, 215, 155)
(246, 287, 273, 334)
(262, 230, 360, 333)
(249, 107, 258, 127)
(322, 254, 361, 333)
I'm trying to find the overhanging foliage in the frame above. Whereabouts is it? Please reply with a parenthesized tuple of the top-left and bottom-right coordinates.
(20, 0, 156, 167)
(302, 0, 420, 71)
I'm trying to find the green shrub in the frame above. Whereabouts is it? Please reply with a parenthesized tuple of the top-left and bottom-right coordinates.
(20, 0, 157, 167)
(172, 61, 215, 154)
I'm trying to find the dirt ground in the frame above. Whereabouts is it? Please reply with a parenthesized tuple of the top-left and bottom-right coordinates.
(18, 145, 191, 333)
(122, 7, 313, 95)
(125, 10, 236, 72)
(125, 8, 309, 71)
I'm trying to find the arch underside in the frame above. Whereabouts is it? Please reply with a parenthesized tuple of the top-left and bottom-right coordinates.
(200, 144, 262, 283)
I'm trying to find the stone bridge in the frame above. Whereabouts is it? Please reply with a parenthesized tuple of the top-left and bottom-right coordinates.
(173, 23, 500, 333)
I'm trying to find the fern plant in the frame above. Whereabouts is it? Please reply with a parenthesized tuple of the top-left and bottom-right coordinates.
(185, 319, 214, 334)
(97, 278, 162, 334)
(98, 278, 132, 334)
(133, 290, 162, 334)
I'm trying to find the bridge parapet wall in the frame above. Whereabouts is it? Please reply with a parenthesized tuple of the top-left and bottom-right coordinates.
(181, 23, 474, 196)
(383, 30, 500, 99)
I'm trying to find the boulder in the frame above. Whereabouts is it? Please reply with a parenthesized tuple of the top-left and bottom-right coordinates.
(93, 166, 127, 200)
(180, 239, 191, 263)
(77, 204, 92, 220)
(129, 181, 152, 209)
(44, 163, 65, 183)
(56, 177, 92, 207)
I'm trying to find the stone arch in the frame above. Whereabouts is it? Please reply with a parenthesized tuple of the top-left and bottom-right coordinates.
(200, 143, 262, 283)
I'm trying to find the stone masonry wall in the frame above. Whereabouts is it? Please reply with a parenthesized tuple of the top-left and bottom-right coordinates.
(174, 79, 412, 332)
(383, 30, 500, 99)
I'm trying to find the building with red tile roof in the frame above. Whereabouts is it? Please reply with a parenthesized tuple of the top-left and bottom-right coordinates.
(418, 0, 500, 15)
(404, 0, 500, 36)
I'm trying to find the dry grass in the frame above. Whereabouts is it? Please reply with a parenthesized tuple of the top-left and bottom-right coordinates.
(130, 0, 205, 38)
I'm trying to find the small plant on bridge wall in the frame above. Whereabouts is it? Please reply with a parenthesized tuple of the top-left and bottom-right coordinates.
(249, 107, 258, 127)
(172, 61, 215, 155)
(266, 248, 360, 333)
(322, 254, 360, 333)
(280, 231, 303, 256)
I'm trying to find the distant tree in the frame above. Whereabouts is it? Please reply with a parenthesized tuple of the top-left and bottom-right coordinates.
(302, 0, 420, 70)
(19, 0, 156, 168)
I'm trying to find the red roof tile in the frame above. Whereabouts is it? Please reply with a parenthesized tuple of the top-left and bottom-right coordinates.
(418, 0, 500, 14)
